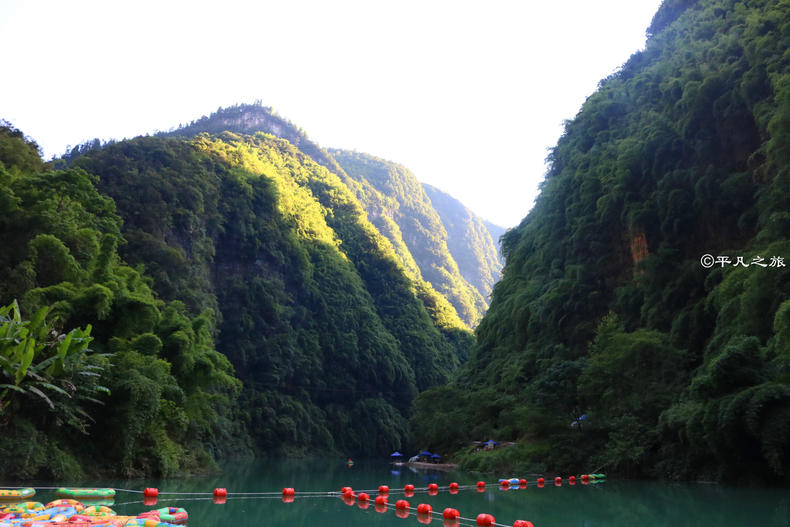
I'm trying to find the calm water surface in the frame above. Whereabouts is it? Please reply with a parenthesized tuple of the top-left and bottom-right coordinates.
(13, 458, 789, 527)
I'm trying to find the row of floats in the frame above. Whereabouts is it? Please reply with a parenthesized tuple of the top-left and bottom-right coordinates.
(335, 474, 606, 527)
(0, 489, 187, 527)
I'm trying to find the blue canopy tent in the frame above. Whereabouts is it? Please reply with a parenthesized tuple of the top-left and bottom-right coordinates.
(417, 451, 433, 462)
(390, 451, 404, 457)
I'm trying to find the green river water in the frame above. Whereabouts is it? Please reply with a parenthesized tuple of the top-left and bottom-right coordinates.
(7, 458, 788, 526)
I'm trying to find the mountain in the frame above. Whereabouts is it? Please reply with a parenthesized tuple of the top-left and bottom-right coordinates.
(330, 150, 489, 326)
(165, 105, 493, 327)
(422, 183, 504, 301)
(0, 100, 497, 476)
(414, 0, 790, 483)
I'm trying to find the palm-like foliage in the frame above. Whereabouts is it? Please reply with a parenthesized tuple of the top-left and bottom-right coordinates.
(0, 300, 108, 432)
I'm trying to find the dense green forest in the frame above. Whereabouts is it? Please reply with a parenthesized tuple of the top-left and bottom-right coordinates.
(164, 105, 501, 327)
(414, 0, 790, 483)
(422, 183, 504, 300)
(0, 113, 490, 477)
(330, 150, 491, 326)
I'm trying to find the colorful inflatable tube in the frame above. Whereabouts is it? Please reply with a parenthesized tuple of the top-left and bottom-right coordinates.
(55, 488, 116, 499)
(0, 488, 35, 500)
(138, 507, 188, 524)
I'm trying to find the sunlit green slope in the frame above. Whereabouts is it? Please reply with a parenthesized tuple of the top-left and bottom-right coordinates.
(331, 150, 489, 326)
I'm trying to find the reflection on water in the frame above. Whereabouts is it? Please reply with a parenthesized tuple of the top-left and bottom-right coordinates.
(2, 458, 787, 527)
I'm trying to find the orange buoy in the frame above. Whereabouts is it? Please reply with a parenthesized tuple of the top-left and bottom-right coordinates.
(513, 521, 534, 527)
(476, 513, 495, 526)
(378, 485, 390, 495)
(395, 499, 410, 510)
(417, 503, 432, 514)
(358, 492, 370, 502)
(375, 496, 387, 506)
(443, 508, 460, 519)
(143, 488, 159, 498)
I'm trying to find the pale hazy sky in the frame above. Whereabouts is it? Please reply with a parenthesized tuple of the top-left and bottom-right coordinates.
(0, 0, 663, 227)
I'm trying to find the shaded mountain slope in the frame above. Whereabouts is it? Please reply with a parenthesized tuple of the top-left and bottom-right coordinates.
(415, 0, 790, 483)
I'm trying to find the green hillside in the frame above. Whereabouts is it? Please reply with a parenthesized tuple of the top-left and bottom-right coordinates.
(415, 0, 790, 483)
(0, 119, 477, 477)
(422, 183, 504, 301)
(331, 150, 488, 326)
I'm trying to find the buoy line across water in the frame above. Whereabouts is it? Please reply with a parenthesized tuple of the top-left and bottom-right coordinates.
(0, 474, 604, 526)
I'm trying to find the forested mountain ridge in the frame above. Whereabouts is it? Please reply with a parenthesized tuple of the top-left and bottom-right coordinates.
(330, 150, 490, 326)
(0, 113, 487, 477)
(163, 104, 499, 327)
(422, 183, 504, 301)
(415, 0, 790, 483)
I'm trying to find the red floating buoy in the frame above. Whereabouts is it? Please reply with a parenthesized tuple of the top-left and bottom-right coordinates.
(213, 488, 227, 498)
(569, 476, 576, 483)
(536, 477, 545, 485)
(519, 479, 527, 488)
(404, 484, 415, 492)
(341, 486, 353, 494)
(513, 521, 534, 527)
(500, 480, 510, 489)
(395, 499, 410, 510)
(476, 513, 496, 526)
(554, 477, 562, 485)
(417, 503, 433, 514)
(378, 485, 390, 495)
(477, 481, 486, 489)
(143, 488, 159, 498)
(449, 482, 459, 490)
(283, 488, 295, 496)
(375, 495, 387, 506)
(428, 483, 438, 491)
(358, 492, 370, 502)
(443, 508, 460, 520)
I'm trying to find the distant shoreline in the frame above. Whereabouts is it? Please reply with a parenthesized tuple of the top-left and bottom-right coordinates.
(393, 461, 459, 471)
